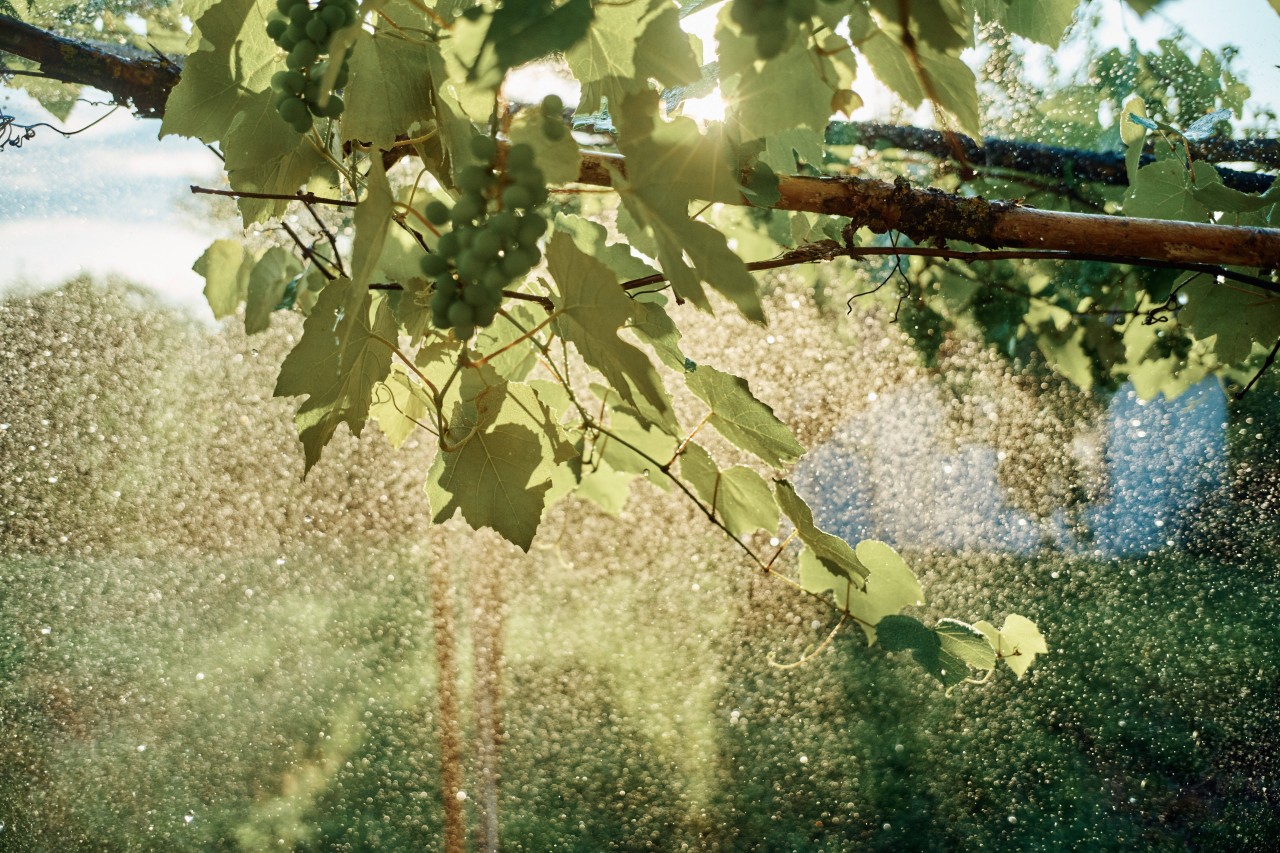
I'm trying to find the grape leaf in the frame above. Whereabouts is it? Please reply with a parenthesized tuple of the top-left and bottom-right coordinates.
(509, 110, 581, 185)
(1179, 279, 1280, 365)
(245, 246, 302, 334)
(160, 0, 276, 144)
(569, 0, 699, 111)
(678, 441, 780, 537)
(722, 37, 838, 144)
(342, 31, 435, 148)
(427, 382, 564, 551)
(975, 0, 1077, 47)
(193, 239, 250, 319)
(547, 230, 677, 431)
(974, 614, 1048, 678)
(351, 156, 394, 290)
(610, 93, 765, 321)
(799, 539, 925, 644)
(877, 615, 995, 689)
(479, 0, 594, 77)
(1124, 160, 1215, 222)
(774, 479, 867, 583)
(685, 364, 804, 468)
(274, 278, 397, 473)
(370, 365, 430, 448)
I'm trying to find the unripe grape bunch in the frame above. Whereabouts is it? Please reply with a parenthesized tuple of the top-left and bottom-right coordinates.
(419, 96, 567, 340)
(265, 0, 358, 133)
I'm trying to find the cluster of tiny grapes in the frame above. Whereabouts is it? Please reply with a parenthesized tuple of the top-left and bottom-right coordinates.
(729, 0, 826, 59)
(419, 97, 566, 339)
(265, 0, 357, 133)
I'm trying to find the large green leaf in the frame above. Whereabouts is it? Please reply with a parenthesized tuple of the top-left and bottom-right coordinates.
(193, 239, 250, 319)
(568, 0, 699, 111)
(274, 279, 397, 473)
(1179, 280, 1280, 366)
(477, 0, 594, 77)
(877, 615, 996, 689)
(351, 156, 394, 290)
(799, 539, 925, 643)
(160, 0, 276, 143)
(685, 364, 804, 468)
(611, 93, 765, 321)
(678, 441, 779, 537)
(342, 31, 435, 148)
(974, 614, 1048, 679)
(370, 365, 430, 448)
(427, 382, 565, 551)
(220, 88, 326, 223)
(547, 230, 677, 431)
(774, 479, 866, 583)
(722, 37, 839, 144)
(245, 246, 302, 334)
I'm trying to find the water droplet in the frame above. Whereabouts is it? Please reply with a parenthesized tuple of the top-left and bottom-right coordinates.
(136, 744, 147, 752)
(184, 813, 194, 825)
(798, 754, 808, 764)
(195, 672, 205, 681)
(455, 790, 468, 802)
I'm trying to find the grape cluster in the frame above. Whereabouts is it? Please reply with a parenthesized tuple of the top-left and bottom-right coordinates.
(265, 0, 357, 134)
(419, 117, 560, 339)
(729, 0, 821, 59)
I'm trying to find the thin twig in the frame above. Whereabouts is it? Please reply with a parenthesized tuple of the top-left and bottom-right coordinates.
(1236, 335, 1280, 400)
(189, 185, 357, 208)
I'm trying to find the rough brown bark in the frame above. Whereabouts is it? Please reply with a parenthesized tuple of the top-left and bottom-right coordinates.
(0, 14, 179, 117)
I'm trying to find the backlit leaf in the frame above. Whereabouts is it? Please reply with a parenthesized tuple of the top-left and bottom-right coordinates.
(273, 278, 397, 473)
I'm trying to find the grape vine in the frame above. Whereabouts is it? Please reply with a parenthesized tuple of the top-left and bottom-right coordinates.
(266, 0, 356, 133)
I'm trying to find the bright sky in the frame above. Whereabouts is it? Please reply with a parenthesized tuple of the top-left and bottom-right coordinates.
(2, 0, 1278, 313)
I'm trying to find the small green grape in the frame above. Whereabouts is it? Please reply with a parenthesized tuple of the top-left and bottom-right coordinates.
(276, 0, 296, 14)
(515, 164, 545, 190)
(313, 94, 344, 118)
(472, 230, 501, 258)
(456, 251, 487, 280)
(278, 96, 308, 123)
(436, 231, 461, 257)
(463, 286, 490, 308)
(500, 248, 536, 278)
(279, 24, 306, 50)
(484, 212, 515, 238)
(289, 112, 314, 134)
(447, 302, 475, 328)
(507, 143, 536, 171)
(457, 165, 491, 194)
(289, 40, 320, 68)
(541, 94, 564, 117)
(474, 304, 498, 328)
(332, 60, 350, 88)
(471, 136, 498, 163)
(421, 253, 449, 276)
(288, 2, 312, 25)
(543, 120, 567, 142)
(319, 3, 347, 27)
(425, 201, 451, 226)
(517, 212, 547, 245)
(502, 185, 532, 210)
(266, 17, 289, 40)
(482, 268, 506, 292)
(305, 16, 329, 41)
(451, 196, 483, 224)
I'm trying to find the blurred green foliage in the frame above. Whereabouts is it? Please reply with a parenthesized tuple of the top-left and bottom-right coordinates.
(1, 280, 1276, 850)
